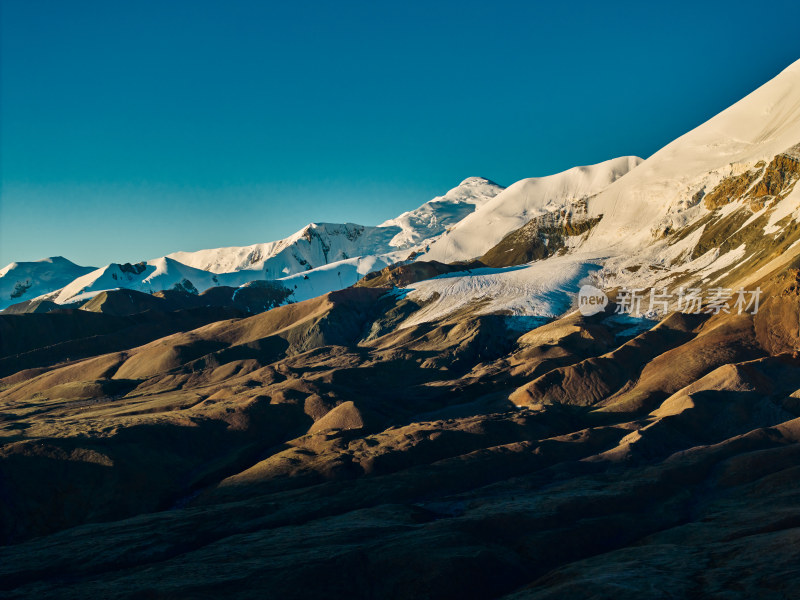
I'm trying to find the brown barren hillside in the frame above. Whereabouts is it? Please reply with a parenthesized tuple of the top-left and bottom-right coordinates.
(3, 252, 800, 598)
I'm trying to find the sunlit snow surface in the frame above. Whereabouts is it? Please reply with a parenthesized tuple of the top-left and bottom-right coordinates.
(420, 156, 642, 264)
(2, 178, 504, 309)
(277, 254, 394, 302)
(0, 257, 96, 308)
(167, 178, 505, 277)
(5, 60, 800, 313)
(397, 256, 601, 328)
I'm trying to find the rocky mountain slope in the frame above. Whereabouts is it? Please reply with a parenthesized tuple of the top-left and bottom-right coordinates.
(388, 60, 800, 326)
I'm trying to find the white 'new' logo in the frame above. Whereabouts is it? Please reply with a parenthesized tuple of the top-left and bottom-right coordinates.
(577, 285, 608, 316)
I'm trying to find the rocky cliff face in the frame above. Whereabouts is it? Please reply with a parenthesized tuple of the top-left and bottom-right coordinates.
(479, 199, 602, 267)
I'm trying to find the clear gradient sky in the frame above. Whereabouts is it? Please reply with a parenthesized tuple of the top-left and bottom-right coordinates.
(2, 0, 800, 267)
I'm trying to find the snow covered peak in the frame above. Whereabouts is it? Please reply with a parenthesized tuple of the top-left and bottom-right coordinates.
(420, 156, 642, 263)
(168, 222, 400, 277)
(458, 176, 497, 186)
(167, 178, 504, 277)
(437, 176, 505, 205)
(6, 61, 800, 323)
(582, 59, 800, 253)
(0, 257, 96, 310)
(0, 256, 79, 277)
(379, 176, 505, 249)
(46, 257, 230, 306)
(14, 176, 505, 309)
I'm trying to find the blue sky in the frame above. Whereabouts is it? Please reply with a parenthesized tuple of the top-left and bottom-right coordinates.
(2, 0, 799, 266)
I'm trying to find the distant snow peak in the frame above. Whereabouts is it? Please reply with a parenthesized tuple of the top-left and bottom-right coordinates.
(380, 176, 505, 250)
(18, 176, 506, 309)
(0, 257, 96, 309)
(161, 177, 504, 286)
(458, 176, 499, 186)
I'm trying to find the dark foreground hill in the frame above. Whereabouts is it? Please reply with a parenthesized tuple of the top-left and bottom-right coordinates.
(2, 258, 800, 599)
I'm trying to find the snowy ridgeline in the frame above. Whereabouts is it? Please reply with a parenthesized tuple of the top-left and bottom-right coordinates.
(0, 177, 506, 309)
(4, 59, 800, 317)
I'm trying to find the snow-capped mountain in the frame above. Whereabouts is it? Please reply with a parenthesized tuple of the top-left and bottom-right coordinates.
(7, 60, 800, 317)
(579, 58, 800, 295)
(44, 257, 230, 306)
(420, 156, 642, 264)
(167, 223, 404, 277)
(0, 257, 95, 308)
(562, 65, 800, 259)
(9, 56, 800, 600)
(392, 59, 800, 325)
(379, 176, 504, 249)
(167, 176, 503, 276)
(0, 177, 503, 310)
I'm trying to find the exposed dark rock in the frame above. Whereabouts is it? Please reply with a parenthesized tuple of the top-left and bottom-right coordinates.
(479, 200, 602, 268)
(356, 260, 484, 288)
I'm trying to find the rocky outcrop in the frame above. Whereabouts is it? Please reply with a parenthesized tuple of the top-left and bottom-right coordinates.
(356, 260, 484, 288)
(480, 200, 601, 268)
(703, 145, 800, 211)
